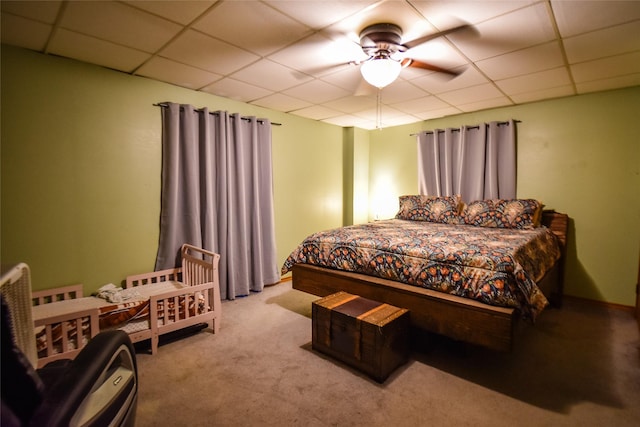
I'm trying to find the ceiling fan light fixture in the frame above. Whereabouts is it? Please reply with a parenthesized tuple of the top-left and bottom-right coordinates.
(360, 57, 402, 88)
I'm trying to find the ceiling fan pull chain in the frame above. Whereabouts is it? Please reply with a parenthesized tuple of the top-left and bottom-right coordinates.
(376, 90, 382, 130)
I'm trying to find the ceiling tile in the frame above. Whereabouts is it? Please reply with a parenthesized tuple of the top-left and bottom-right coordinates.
(456, 96, 513, 112)
(571, 51, 640, 83)
(476, 41, 565, 80)
(496, 67, 572, 95)
(48, 29, 150, 73)
(290, 105, 341, 121)
(201, 78, 273, 103)
(265, 1, 378, 30)
(323, 114, 375, 129)
(0, 0, 62, 23)
(564, 20, 640, 64)
(409, 0, 537, 27)
(509, 85, 575, 104)
(323, 95, 376, 114)
(250, 93, 312, 112)
(1, 13, 52, 51)
(375, 80, 429, 104)
(193, 1, 312, 56)
(551, 0, 640, 37)
(380, 114, 423, 128)
(414, 107, 463, 120)
(455, 2, 556, 61)
(282, 80, 351, 104)
(60, 1, 182, 53)
(354, 104, 404, 121)
(576, 73, 640, 94)
(160, 29, 259, 76)
(124, 0, 215, 25)
(136, 56, 221, 90)
(390, 95, 452, 115)
(230, 59, 312, 92)
(320, 66, 368, 92)
(437, 83, 506, 105)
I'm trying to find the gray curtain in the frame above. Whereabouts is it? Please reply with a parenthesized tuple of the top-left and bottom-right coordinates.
(417, 120, 516, 203)
(155, 102, 279, 299)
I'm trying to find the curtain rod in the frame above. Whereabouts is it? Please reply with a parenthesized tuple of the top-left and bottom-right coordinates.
(154, 103, 282, 126)
(410, 120, 520, 136)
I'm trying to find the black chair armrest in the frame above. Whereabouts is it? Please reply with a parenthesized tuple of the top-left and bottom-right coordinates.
(30, 330, 138, 427)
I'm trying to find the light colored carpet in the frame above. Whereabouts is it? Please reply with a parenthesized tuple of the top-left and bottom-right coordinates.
(135, 281, 640, 427)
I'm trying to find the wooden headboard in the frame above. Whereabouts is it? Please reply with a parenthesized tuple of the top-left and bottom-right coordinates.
(541, 210, 569, 248)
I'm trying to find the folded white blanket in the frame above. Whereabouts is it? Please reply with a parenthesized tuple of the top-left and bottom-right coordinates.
(96, 283, 140, 303)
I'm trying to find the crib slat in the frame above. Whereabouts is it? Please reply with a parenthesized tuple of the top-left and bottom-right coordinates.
(74, 318, 83, 349)
(44, 326, 54, 357)
(60, 321, 69, 354)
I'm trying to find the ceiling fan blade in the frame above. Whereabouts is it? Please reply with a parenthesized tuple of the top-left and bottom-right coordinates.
(296, 61, 354, 79)
(401, 58, 461, 77)
(401, 24, 473, 50)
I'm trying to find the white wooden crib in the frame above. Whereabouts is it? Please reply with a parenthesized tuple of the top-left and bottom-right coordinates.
(30, 244, 221, 367)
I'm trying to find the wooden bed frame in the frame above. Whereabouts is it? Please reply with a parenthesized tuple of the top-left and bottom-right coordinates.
(30, 244, 221, 366)
(292, 211, 569, 352)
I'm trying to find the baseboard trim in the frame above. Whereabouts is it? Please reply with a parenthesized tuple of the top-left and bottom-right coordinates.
(265, 275, 292, 287)
(563, 295, 635, 314)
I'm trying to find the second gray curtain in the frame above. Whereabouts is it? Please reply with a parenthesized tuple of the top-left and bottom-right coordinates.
(417, 120, 516, 203)
(155, 103, 279, 300)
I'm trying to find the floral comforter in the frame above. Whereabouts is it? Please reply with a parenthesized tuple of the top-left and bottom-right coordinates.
(281, 219, 561, 320)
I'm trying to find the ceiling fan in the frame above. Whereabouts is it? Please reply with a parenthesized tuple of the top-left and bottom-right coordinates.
(350, 22, 472, 89)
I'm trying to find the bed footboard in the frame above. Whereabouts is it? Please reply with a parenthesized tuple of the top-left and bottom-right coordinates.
(293, 264, 516, 352)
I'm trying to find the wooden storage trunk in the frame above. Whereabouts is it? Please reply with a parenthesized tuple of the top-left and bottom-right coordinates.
(312, 291, 410, 382)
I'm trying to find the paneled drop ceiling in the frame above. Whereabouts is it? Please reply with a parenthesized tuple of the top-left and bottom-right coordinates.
(2, 0, 639, 129)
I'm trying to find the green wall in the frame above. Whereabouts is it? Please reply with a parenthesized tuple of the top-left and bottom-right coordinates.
(1, 45, 344, 292)
(2, 44, 639, 307)
(367, 88, 640, 306)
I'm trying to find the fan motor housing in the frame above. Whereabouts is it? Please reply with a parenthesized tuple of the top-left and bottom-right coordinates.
(359, 23, 404, 56)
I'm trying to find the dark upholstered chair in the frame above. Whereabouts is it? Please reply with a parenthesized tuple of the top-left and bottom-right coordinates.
(1, 264, 138, 427)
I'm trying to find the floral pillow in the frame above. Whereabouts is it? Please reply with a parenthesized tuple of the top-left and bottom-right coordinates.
(395, 195, 462, 224)
(461, 199, 543, 229)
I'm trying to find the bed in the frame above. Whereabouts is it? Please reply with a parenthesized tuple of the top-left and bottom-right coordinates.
(31, 244, 221, 367)
(282, 196, 568, 352)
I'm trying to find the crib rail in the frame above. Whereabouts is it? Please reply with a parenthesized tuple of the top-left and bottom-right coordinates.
(32, 284, 84, 306)
(31, 285, 100, 368)
(125, 267, 182, 288)
(34, 308, 100, 367)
